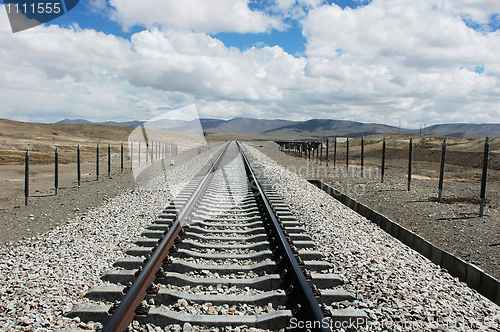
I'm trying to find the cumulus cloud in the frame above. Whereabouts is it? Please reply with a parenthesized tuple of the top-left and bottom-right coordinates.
(108, 0, 283, 33)
(1, 1, 500, 127)
(299, 0, 500, 125)
(0, 22, 305, 122)
(123, 28, 305, 101)
(432, 0, 500, 25)
(303, 0, 500, 67)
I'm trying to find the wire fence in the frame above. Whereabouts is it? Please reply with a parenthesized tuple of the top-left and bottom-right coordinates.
(277, 136, 499, 217)
(7, 140, 181, 206)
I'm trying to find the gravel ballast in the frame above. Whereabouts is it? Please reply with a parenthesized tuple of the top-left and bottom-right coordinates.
(244, 144, 500, 331)
(0, 148, 221, 331)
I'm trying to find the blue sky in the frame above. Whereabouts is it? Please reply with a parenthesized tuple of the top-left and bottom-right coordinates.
(1, 0, 500, 127)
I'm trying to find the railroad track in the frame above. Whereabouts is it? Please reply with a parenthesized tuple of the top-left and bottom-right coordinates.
(69, 141, 366, 331)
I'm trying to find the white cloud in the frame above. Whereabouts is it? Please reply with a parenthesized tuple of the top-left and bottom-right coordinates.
(1, 1, 500, 128)
(432, 0, 500, 25)
(0, 22, 306, 122)
(124, 28, 305, 101)
(303, 0, 500, 67)
(298, 0, 500, 125)
(108, 0, 283, 33)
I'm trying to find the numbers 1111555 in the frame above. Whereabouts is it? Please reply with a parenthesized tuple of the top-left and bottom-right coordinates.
(5, 2, 62, 14)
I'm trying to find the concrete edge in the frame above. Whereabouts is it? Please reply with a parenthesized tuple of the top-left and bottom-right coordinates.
(308, 179, 500, 306)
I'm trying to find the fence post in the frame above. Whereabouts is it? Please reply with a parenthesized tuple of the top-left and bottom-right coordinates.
(151, 140, 154, 161)
(408, 138, 413, 191)
(146, 142, 149, 164)
(334, 137, 337, 169)
(108, 143, 111, 178)
(96, 143, 99, 181)
(25, 149, 29, 206)
(138, 141, 141, 167)
(77, 145, 81, 187)
(479, 137, 489, 216)
(316, 141, 319, 163)
(381, 138, 386, 183)
(121, 143, 124, 173)
(361, 136, 364, 178)
(320, 140, 323, 165)
(130, 141, 133, 170)
(346, 135, 349, 173)
(438, 138, 447, 202)
(55, 147, 59, 195)
(326, 138, 329, 167)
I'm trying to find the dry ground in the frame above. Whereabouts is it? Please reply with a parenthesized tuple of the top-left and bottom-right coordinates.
(0, 118, 221, 246)
(0, 118, 211, 209)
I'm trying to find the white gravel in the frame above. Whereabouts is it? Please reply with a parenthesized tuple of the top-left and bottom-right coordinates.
(0, 147, 221, 331)
(163, 298, 285, 316)
(244, 144, 500, 331)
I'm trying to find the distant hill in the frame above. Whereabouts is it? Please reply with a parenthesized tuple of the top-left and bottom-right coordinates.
(263, 119, 413, 138)
(200, 118, 296, 135)
(56, 119, 145, 128)
(420, 123, 500, 138)
(55, 119, 94, 125)
(51, 117, 499, 139)
(55, 117, 297, 136)
(101, 120, 145, 128)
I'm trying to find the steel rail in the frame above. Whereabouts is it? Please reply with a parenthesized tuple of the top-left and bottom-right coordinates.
(237, 142, 330, 332)
(102, 142, 230, 332)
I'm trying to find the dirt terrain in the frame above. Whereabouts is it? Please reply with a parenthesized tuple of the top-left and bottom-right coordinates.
(0, 118, 211, 208)
(0, 118, 219, 246)
(250, 139, 500, 281)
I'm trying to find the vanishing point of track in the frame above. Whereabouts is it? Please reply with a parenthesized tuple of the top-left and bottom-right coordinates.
(69, 141, 367, 331)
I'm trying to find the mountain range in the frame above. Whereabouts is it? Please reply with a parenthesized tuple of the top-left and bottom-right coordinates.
(54, 118, 500, 139)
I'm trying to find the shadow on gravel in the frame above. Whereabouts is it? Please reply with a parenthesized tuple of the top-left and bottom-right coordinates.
(428, 196, 482, 205)
(377, 189, 408, 192)
(406, 200, 430, 203)
(436, 216, 481, 221)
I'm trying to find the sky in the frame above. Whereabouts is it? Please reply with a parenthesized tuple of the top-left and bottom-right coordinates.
(0, 0, 500, 128)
